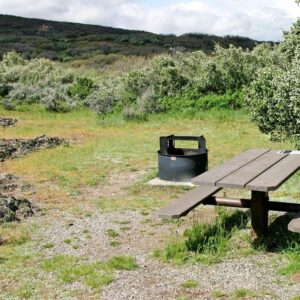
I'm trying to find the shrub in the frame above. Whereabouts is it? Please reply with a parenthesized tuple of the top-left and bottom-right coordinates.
(246, 17, 300, 147)
(0, 52, 78, 112)
(159, 91, 244, 112)
(280, 18, 300, 62)
(148, 56, 188, 98)
(70, 76, 94, 101)
(86, 77, 121, 115)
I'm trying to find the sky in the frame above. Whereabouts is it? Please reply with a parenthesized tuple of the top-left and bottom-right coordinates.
(0, 0, 299, 41)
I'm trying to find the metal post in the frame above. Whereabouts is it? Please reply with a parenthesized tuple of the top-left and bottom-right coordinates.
(251, 191, 269, 238)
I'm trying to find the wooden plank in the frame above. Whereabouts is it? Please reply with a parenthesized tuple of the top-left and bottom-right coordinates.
(246, 154, 300, 191)
(216, 150, 287, 189)
(288, 213, 300, 233)
(192, 149, 270, 186)
(157, 186, 221, 219)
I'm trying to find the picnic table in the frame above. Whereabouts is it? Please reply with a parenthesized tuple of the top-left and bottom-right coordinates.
(157, 149, 300, 238)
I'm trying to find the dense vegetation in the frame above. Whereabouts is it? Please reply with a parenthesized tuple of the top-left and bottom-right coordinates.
(0, 11, 299, 147)
(0, 14, 263, 63)
(246, 19, 300, 147)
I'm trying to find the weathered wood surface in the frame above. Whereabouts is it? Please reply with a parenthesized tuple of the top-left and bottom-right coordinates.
(246, 154, 300, 191)
(217, 151, 287, 189)
(192, 149, 270, 186)
(288, 213, 300, 233)
(157, 185, 221, 219)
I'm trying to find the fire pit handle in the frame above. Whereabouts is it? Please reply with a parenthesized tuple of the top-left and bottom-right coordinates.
(159, 135, 206, 155)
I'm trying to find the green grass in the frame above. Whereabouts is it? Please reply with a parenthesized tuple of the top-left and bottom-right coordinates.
(42, 255, 138, 290)
(181, 279, 198, 288)
(154, 208, 252, 265)
(43, 242, 54, 249)
(1, 106, 300, 297)
(106, 229, 119, 238)
(279, 250, 300, 276)
(211, 290, 228, 298)
(110, 240, 121, 247)
(63, 238, 72, 244)
(106, 256, 139, 270)
(1, 106, 298, 211)
(154, 208, 300, 265)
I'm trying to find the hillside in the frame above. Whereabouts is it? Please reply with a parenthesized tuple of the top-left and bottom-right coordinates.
(0, 14, 263, 62)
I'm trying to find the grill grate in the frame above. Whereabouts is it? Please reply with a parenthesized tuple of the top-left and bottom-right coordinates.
(168, 148, 201, 156)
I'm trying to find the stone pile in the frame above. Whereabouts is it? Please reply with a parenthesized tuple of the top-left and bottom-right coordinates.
(0, 118, 17, 127)
(0, 135, 66, 162)
(0, 195, 34, 224)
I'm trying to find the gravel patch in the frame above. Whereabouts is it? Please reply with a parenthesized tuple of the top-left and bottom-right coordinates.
(34, 210, 300, 300)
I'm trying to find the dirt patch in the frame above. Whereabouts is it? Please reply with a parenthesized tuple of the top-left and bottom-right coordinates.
(0, 195, 35, 224)
(0, 118, 17, 127)
(0, 135, 67, 162)
(292, 272, 300, 283)
(79, 170, 145, 199)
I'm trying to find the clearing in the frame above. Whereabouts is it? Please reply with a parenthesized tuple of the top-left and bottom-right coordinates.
(0, 107, 299, 299)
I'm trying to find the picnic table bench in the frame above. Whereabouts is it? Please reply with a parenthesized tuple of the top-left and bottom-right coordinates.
(157, 149, 300, 238)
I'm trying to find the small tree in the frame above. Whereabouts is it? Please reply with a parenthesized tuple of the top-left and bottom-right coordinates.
(246, 18, 300, 148)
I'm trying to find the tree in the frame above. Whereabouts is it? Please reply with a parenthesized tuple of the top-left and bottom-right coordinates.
(246, 17, 300, 147)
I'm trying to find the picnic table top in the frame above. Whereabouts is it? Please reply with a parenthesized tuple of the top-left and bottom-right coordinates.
(192, 149, 300, 192)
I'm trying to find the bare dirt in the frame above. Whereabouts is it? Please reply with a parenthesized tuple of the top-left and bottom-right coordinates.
(78, 170, 145, 199)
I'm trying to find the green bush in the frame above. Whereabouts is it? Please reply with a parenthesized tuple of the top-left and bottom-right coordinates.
(70, 76, 94, 101)
(0, 51, 78, 112)
(148, 56, 188, 98)
(246, 17, 300, 147)
(86, 76, 122, 115)
(159, 91, 244, 112)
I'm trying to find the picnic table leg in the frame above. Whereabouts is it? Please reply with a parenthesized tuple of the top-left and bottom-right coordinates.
(251, 191, 269, 238)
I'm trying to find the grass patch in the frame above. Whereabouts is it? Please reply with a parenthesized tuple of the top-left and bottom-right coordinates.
(181, 279, 198, 288)
(155, 207, 300, 266)
(120, 226, 131, 231)
(42, 254, 138, 290)
(43, 242, 54, 249)
(106, 256, 139, 270)
(63, 238, 72, 244)
(279, 250, 300, 276)
(110, 240, 121, 247)
(0, 223, 31, 246)
(211, 290, 228, 298)
(106, 229, 119, 238)
(154, 208, 250, 265)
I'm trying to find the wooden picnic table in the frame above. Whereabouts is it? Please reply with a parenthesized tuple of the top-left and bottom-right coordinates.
(157, 149, 300, 238)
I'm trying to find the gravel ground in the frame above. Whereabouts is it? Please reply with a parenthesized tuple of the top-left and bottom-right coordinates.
(34, 210, 300, 300)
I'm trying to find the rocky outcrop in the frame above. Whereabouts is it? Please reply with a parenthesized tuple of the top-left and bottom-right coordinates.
(0, 135, 67, 162)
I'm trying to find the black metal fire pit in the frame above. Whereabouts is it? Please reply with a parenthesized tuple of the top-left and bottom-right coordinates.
(158, 135, 208, 182)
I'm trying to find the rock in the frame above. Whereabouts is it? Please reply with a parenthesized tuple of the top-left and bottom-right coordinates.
(0, 135, 67, 162)
(0, 173, 34, 197)
(0, 196, 34, 224)
(0, 118, 17, 127)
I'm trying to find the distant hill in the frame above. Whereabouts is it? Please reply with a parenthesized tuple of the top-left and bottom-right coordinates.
(0, 14, 266, 62)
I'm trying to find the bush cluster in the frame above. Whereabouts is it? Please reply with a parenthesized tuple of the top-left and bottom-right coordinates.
(86, 43, 283, 119)
(246, 18, 300, 147)
(1, 12, 298, 148)
(0, 51, 94, 112)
